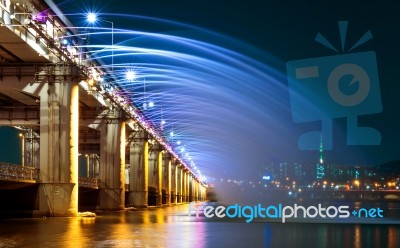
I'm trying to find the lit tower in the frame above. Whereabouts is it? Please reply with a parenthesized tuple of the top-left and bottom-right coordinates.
(319, 136, 324, 164)
(316, 136, 325, 179)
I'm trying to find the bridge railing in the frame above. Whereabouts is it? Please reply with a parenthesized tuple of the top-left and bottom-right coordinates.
(0, 163, 39, 182)
(78, 176, 99, 189)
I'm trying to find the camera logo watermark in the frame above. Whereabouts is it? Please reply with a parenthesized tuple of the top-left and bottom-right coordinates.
(286, 21, 382, 150)
(188, 202, 384, 223)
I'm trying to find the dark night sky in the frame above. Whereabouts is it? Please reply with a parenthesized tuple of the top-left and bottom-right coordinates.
(1, 1, 399, 183)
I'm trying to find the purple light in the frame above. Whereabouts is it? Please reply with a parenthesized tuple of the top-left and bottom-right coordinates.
(33, 12, 47, 24)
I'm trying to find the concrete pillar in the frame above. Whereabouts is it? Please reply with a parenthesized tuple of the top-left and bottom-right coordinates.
(178, 166, 183, 203)
(86, 154, 100, 178)
(182, 169, 186, 203)
(199, 184, 203, 201)
(86, 154, 97, 178)
(173, 162, 178, 204)
(156, 148, 163, 206)
(175, 165, 180, 203)
(166, 158, 172, 205)
(185, 171, 189, 202)
(35, 82, 79, 217)
(189, 175, 193, 202)
(202, 185, 207, 201)
(86, 154, 90, 177)
(148, 146, 157, 206)
(195, 179, 199, 201)
(195, 180, 199, 201)
(200, 184, 203, 201)
(21, 130, 40, 169)
(99, 120, 126, 210)
(186, 171, 192, 202)
(128, 132, 148, 208)
(19, 132, 25, 167)
(184, 171, 188, 203)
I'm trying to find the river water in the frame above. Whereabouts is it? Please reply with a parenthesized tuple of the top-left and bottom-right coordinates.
(0, 204, 399, 248)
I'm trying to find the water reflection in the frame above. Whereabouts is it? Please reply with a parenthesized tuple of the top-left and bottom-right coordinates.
(0, 205, 399, 247)
(265, 223, 400, 248)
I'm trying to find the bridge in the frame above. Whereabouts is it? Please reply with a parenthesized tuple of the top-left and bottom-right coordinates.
(0, 0, 207, 217)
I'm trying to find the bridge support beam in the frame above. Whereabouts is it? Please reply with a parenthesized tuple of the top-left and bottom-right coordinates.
(189, 174, 193, 202)
(202, 185, 207, 201)
(182, 170, 187, 203)
(178, 166, 183, 203)
(194, 179, 198, 202)
(127, 132, 149, 208)
(172, 162, 177, 204)
(165, 157, 172, 205)
(148, 146, 157, 206)
(86, 154, 99, 178)
(195, 180, 200, 201)
(35, 82, 79, 217)
(187, 172, 191, 202)
(99, 121, 126, 210)
(156, 148, 163, 206)
(20, 130, 40, 169)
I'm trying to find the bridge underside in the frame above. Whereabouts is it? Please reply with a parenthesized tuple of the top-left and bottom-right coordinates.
(0, 0, 206, 217)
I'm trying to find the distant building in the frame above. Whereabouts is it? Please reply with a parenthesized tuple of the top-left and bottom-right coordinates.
(279, 162, 289, 179)
(294, 162, 303, 181)
(316, 136, 325, 179)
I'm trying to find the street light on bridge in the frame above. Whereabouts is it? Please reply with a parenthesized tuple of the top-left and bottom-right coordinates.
(125, 70, 136, 81)
(87, 13, 114, 73)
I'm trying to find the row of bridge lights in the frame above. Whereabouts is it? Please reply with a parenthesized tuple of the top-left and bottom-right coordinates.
(84, 12, 205, 183)
(0, 5, 204, 183)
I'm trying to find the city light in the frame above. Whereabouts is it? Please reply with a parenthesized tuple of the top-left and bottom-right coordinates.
(262, 176, 271, 180)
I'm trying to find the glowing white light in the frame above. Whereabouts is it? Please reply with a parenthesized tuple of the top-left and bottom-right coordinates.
(148, 101, 154, 108)
(161, 120, 166, 125)
(170, 131, 174, 137)
(126, 70, 136, 81)
(288, 191, 292, 195)
(87, 13, 97, 23)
